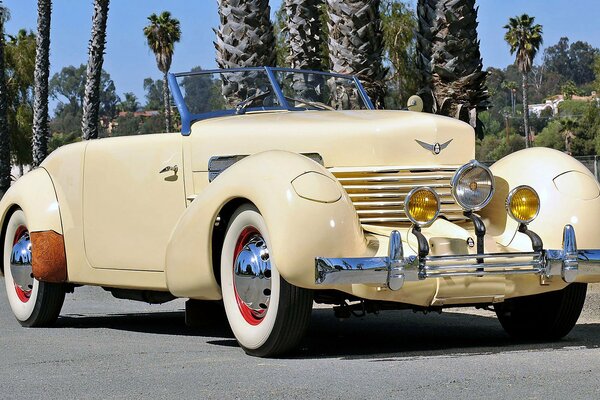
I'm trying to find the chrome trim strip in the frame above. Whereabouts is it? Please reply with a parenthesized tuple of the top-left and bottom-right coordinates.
(315, 225, 600, 291)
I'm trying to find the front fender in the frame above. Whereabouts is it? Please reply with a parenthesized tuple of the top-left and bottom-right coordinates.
(480, 147, 600, 252)
(165, 150, 367, 299)
(0, 168, 64, 277)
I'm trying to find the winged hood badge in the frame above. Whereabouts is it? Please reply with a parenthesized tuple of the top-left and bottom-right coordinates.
(415, 139, 453, 155)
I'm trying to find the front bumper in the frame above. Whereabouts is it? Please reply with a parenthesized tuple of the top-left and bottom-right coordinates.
(315, 225, 600, 291)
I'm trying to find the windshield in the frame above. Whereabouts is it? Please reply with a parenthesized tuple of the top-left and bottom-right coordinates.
(170, 67, 373, 134)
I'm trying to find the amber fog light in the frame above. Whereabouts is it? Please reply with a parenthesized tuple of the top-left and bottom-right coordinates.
(405, 187, 440, 227)
(506, 185, 540, 224)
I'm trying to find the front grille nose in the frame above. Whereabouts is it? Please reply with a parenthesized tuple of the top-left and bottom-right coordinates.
(330, 166, 466, 226)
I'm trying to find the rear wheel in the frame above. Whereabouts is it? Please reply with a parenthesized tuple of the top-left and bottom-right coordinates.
(494, 283, 587, 340)
(220, 204, 313, 357)
(3, 209, 65, 327)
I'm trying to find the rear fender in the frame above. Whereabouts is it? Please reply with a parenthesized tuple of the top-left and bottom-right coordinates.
(0, 168, 65, 280)
(165, 150, 367, 299)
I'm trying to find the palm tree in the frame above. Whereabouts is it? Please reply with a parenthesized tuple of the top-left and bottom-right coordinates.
(0, 2, 10, 194)
(32, 0, 51, 167)
(81, 0, 110, 140)
(283, 0, 325, 101)
(284, 0, 323, 70)
(215, 0, 275, 69)
(504, 14, 543, 148)
(215, 0, 276, 106)
(143, 11, 181, 133)
(502, 80, 518, 115)
(559, 118, 578, 155)
(416, 0, 488, 134)
(326, 0, 386, 108)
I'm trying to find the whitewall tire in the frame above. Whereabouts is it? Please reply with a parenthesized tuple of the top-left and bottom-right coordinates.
(3, 209, 65, 327)
(221, 204, 313, 357)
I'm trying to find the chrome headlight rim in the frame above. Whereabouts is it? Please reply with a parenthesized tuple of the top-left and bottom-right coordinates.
(404, 186, 441, 227)
(451, 160, 495, 212)
(505, 185, 541, 224)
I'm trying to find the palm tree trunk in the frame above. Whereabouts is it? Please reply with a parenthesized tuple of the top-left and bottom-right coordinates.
(522, 72, 530, 148)
(0, 12, 10, 194)
(163, 71, 171, 132)
(81, 0, 110, 140)
(32, 0, 52, 167)
(327, 0, 386, 108)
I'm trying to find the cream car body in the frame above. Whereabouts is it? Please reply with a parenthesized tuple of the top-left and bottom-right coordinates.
(2, 67, 600, 356)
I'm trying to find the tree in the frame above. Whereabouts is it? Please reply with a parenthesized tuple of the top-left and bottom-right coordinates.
(50, 65, 119, 139)
(327, 0, 387, 108)
(143, 77, 163, 110)
(215, 0, 275, 69)
(143, 11, 181, 133)
(560, 80, 579, 100)
(81, 0, 110, 140)
(381, 0, 418, 109)
(416, 0, 488, 136)
(32, 0, 51, 167)
(544, 37, 599, 86)
(215, 0, 276, 106)
(51, 65, 118, 117)
(0, 2, 10, 192)
(502, 81, 518, 115)
(119, 92, 139, 113)
(5, 30, 36, 169)
(543, 37, 569, 81)
(180, 66, 225, 114)
(558, 118, 579, 155)
(283, 0, 323, 70)
(504, 14, 543, 148)
(594, 55, 600, 93)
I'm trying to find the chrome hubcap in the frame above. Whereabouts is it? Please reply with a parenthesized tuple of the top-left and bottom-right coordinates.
(10, 230, 33, 303)
(233, 232, 272, 323)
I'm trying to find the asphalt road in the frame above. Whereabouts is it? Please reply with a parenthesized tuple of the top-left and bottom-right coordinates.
(2, 280, 600, 400)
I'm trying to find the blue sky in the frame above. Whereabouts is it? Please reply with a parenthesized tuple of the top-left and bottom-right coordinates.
(4, 0, 600, 109)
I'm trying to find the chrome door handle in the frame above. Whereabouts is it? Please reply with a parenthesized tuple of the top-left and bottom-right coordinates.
(159, 165, 178, 174)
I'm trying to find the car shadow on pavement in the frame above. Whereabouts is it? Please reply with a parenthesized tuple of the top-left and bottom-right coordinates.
(283, 309, 600, 360)
(57, 311, 235, 340)
(55, 308, 600, 360)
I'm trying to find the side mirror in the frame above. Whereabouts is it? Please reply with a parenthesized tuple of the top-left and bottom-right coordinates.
(407, 95, 424, 112)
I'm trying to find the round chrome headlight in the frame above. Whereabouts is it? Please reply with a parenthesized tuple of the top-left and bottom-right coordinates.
(404, 187, 440, 227)
(451, 160, 495, 211)
(506, 185, 540, 224)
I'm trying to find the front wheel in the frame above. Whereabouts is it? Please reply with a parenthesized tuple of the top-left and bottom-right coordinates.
(494, 283, 587, 340)
(220, 204, 313, 357)
(3, 209, 65, 327)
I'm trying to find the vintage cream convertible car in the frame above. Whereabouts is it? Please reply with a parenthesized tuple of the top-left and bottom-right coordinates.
(2, 67, 600, 357)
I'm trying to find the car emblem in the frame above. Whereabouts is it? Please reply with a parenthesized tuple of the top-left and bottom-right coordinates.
(415, 139, 453, 155)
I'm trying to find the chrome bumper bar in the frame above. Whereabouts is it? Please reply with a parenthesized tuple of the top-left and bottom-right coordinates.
(315, 225, 600, 291)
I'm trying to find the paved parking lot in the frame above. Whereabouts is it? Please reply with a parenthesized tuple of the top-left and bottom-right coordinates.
(2, 280, 600, 399)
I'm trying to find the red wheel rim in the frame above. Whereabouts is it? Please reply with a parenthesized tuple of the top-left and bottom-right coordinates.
(13, 225, 32, 303)
(233, 226, 268, 326)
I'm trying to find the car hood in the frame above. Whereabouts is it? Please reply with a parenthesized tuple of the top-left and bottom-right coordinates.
(190, 110, 475, 169)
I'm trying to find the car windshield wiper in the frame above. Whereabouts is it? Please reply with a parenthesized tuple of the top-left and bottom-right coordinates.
(284, 96, 335, 111)
(235, 90, 272, 115)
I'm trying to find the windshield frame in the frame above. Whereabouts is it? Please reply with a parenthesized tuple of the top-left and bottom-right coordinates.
(168, 66, 375, 135)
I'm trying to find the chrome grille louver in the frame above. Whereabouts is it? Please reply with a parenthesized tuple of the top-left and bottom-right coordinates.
(330, 166, 467, 226)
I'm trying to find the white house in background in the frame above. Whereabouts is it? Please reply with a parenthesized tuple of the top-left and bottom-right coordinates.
(529, 91, 599, 117)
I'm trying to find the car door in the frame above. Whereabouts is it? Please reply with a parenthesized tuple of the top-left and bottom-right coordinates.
(82, 133, 186, 272)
